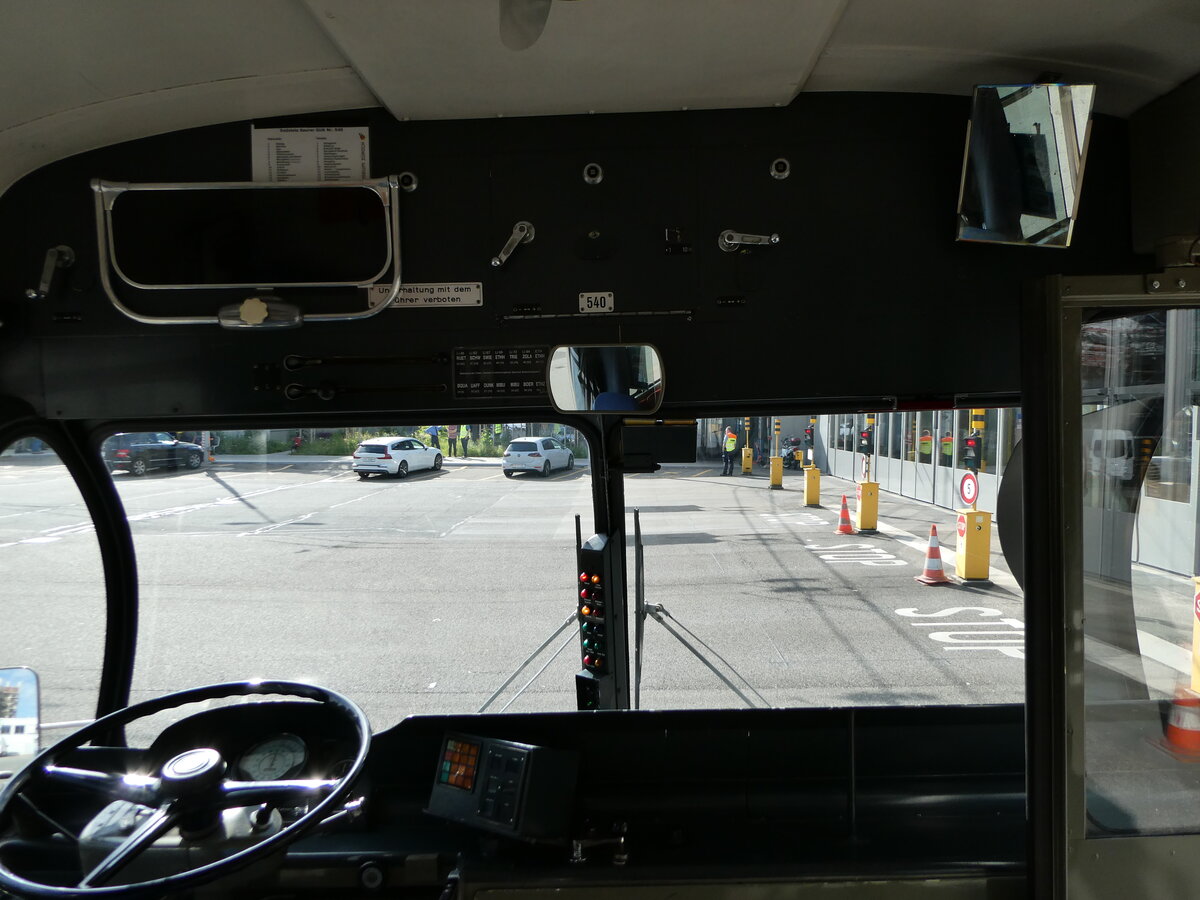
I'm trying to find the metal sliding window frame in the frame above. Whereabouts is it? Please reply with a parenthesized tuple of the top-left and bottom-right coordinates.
(90, 176, 402, 326)
(1027, 273, 1200, 900)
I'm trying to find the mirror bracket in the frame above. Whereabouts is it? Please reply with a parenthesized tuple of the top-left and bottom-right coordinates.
(1144, 267, 1200, 295)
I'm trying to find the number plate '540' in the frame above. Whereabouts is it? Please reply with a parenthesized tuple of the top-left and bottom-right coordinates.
(579, 292, 614, 313)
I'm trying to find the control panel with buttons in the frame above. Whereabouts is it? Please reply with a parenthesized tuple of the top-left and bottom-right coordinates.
(426, 732, 577, 841)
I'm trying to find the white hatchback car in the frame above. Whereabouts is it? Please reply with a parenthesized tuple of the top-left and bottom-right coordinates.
(502, 437, 575, 477)
(352, 436, 442, 479)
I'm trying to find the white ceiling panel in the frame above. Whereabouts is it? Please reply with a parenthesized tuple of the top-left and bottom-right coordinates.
(810, 0, 1200, 116)
(0, 0, 357, 132)
(2, 0, 1200, 196)
(304, 0, 847, 120)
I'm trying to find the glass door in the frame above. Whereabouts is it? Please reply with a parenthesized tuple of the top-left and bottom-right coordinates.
(1046, 277, 1200, 899)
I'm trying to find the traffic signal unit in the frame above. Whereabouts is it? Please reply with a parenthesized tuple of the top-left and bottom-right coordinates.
(575, 533, 628, 711)
(961, 434, 979, 470)
(859, 426, 874, 455)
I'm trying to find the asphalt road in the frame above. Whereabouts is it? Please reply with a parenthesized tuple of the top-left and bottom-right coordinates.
(1, 455, 1026, 737)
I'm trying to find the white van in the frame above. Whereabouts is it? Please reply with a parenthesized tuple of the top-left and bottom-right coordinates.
(1087, 429, 1135, 480)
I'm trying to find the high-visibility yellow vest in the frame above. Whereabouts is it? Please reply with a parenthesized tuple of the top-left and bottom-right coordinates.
(724, 433, 737, 451)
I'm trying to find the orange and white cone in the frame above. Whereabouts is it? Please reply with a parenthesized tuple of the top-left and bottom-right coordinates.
(914, 525, 952, 585)
(1164, 687, 1200, 756)
(834, 494, 855, 535)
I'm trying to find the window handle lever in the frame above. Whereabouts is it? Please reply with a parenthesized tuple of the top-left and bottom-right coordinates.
(717, 230, 779, 252)
(26, 245, 75, 299)
(491, 221, 535, 267)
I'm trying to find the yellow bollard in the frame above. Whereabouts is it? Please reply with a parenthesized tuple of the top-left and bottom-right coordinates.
(769, 456, 783, 489)
(1192, 577, 1200, 693)
(804, 466, 821, 507)
(741, 446, 753, 474)
(955, 510, 992, 581)
(855, 482, 878, 533)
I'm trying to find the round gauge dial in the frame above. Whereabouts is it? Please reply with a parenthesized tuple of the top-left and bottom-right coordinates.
(238, 733, 308, 781)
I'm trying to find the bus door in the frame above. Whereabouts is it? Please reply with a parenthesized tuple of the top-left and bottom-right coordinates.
(1035, 276, 1200, 899)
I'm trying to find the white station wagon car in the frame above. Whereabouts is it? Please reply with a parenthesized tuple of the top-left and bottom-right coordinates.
(352, 436, 442, 479)
(502, 436, 575, 477)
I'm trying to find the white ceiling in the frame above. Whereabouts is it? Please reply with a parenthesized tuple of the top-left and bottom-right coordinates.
(2, 0, 1200, 195)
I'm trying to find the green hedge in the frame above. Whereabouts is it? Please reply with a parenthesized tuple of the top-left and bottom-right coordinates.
(216, 427, 591, 459)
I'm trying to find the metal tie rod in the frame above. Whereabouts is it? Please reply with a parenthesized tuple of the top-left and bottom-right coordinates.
(477, 610, 578, 713)
(645, 604, 771, 709)
(496, 634, 576, 713)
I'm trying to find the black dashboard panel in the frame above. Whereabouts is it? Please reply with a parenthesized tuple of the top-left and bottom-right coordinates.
(269, 704, 1026, 896)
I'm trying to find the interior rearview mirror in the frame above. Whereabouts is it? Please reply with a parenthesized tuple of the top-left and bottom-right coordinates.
(0, 666, 40, 762)
(956, 82, 1095, 247)
(547, 345, 664, 414)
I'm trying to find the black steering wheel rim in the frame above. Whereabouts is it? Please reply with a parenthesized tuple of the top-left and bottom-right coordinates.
(0, 680, 371, 899)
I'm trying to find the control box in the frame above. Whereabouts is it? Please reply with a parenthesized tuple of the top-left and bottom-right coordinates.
(426, 733, 577, 842)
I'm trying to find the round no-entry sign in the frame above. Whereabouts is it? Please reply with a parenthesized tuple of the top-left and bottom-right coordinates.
(960, 472, 979, 505)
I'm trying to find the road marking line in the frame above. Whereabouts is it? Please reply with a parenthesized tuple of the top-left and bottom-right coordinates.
(1137, 630, 1191, 674)
(329, 494, 375, 509)
(239, 510, 317, 536)
(0, 507, 54, 521)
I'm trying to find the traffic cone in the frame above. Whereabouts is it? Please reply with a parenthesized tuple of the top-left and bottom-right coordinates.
(914, 525, 952, 585)
(1163, 687, 1200, 756)
(834, 495, 855, 535)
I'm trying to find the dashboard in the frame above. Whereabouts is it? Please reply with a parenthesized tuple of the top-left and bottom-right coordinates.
(148, 702, 361, 787)
(1, 702, 1026, 898)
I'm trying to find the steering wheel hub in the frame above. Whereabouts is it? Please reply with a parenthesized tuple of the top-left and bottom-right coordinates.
(160, 748, 225, 795)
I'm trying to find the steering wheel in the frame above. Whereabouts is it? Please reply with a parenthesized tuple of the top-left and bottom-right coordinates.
(0, 681, 371, 899)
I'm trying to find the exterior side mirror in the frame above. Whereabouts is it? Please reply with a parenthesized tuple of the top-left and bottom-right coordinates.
(0, 667, 40, 775)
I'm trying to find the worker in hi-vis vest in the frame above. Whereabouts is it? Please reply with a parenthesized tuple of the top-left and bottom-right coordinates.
(721, 426, 739, 476)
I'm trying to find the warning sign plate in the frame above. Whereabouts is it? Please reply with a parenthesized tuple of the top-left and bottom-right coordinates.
(369, 283, 483, 308)
(960, 472, 979, 505)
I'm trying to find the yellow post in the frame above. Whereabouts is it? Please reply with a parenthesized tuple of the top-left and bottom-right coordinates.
(804, 465, 821, 507)
(955, 510, 992, 581)
(855, 482, 878, 533)
(741, 418, 753, 474)
(1192, 577, 1200, 693)
(769, 417, 783, 488)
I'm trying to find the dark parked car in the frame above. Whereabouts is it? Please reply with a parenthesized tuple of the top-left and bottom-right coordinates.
(102, 432, 205, 476)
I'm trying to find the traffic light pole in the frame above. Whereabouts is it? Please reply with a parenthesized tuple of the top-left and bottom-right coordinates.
(769, 416, 783, 489)
(857, 414, 879, 532)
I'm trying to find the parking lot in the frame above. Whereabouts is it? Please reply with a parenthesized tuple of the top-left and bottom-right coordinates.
(0, 449, 1039, 734)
